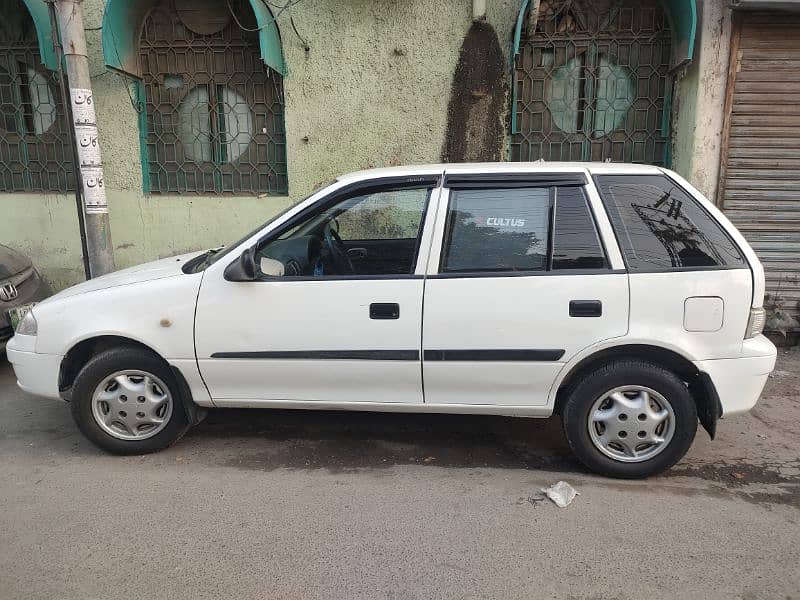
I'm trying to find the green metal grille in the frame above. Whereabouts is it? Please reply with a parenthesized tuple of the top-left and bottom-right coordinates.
(0, 0, 73, 193)
(139, 0, 288, 195)
(511, 0, 672, 165)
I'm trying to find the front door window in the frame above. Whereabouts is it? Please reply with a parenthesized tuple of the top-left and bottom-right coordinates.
(257, 185, 432, 277)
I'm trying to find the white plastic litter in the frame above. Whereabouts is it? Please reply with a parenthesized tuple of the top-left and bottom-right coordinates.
(542, 481, 579, 508)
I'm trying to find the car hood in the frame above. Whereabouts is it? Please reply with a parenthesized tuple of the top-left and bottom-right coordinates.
(0, 244, 33, 279)
(45, 251, 205, 302)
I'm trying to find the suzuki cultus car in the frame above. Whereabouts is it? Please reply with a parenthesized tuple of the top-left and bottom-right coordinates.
(7, 163, 776, 478)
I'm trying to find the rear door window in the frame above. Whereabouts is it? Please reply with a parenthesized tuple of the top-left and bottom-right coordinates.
(441, 187, 550, 273)
(594, 174, 745, 271)
(440, 185, 607, 273)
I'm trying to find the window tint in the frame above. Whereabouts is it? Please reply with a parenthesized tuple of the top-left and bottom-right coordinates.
(595, 175, 745, 271)
(552, 187, 606, 270)
(337, 189, 428, 240)
(441, 188, 550, 273)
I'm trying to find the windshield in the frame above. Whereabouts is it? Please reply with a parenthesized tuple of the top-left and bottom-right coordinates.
(183, 187, 328, 274)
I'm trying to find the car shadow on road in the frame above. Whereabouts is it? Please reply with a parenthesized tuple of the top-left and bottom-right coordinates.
(8, 384, 799, 501)
(0, 354, 583, 475)
(186, 408, 584, 474)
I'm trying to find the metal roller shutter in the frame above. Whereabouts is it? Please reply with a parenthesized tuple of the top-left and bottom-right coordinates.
(719, 13, 800, 326)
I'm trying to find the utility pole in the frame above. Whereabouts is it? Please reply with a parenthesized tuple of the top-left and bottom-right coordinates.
(51, 0, 115, 278)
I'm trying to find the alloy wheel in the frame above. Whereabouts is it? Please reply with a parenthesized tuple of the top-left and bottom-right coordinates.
(587, 385, 676, 463)
(91, 370, 173, 441)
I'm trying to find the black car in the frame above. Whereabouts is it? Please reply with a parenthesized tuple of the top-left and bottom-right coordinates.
(0, 244, 51, 351)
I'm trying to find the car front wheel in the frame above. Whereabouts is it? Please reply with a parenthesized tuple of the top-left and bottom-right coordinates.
(561, 359, 698, 478)
(70, 346, 190, 454)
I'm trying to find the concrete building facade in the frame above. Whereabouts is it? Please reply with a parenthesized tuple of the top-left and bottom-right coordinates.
(0, 0, 797, 327)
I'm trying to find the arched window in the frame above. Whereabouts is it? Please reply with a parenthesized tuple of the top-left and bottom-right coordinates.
(139, 0, 287, 195)
(511, 0, 673, 165)
(0, 0, 73, 192)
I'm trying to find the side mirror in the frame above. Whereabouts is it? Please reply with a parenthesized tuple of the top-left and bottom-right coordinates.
(223, 246, 258, 281)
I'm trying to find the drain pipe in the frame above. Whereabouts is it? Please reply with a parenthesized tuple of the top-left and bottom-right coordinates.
(473, 0, 486, 21)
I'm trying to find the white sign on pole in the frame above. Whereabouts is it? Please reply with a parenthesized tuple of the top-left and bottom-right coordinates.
(81, 167, 108, 214)
(75, 125, 102, 166)
(70, 88, 96, 125)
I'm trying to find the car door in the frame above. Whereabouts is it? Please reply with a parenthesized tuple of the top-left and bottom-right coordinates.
(194, 174, 442, 405)
(421, 171, 629, 406)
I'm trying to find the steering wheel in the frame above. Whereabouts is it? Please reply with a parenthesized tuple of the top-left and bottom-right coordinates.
(323, 222, 355, 275)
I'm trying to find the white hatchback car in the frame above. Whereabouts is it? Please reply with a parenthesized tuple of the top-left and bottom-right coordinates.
(7, 163, 777, 478)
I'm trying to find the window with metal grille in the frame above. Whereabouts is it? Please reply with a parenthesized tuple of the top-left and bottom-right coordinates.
(0, 0, 74, 193)
(138, 0, 287, 195)
(511, 0, 672, 166)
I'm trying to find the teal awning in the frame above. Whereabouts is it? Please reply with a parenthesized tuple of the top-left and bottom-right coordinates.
(511, 0, 531, 67)
(101, 0, 286, 78)
(664, 0, 697, 69)
(22, 0, 59, 71)
(248, 0, 286, 76)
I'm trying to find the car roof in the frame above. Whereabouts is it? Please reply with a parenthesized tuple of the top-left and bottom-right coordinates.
(337, 162, 665, 183)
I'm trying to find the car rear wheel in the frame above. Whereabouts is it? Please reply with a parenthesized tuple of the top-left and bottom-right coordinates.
(561, 359, 697, 478)
(70, 346, 190, 454)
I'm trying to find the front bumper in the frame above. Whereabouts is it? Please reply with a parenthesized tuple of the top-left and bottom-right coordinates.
(694, 335, 777, 417)
(5, 335, 62, 400)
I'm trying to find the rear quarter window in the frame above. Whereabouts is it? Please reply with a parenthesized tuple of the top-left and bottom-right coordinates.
(594, 174, 745, 271)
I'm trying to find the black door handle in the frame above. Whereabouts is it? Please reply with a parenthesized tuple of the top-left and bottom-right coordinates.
(370, 303, 400, 320)
(569, 300, 602, 317)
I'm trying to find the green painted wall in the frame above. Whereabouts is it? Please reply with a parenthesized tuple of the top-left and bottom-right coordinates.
(670, 0, 733, 204)
(3, 0, 717, 291)
(1, 0, 520, 291)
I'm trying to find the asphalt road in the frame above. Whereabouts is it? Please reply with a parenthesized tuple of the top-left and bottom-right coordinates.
(1, 351, 798, 600)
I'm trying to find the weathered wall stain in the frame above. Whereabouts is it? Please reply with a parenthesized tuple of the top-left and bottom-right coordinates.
(441, 21, 507, 163)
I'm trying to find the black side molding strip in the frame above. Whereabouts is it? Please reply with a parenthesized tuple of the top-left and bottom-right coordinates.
(423, 349, 565, 361)
(210, 350, 419, 360)
(210, 349, 566, 361)
(443, 172, 587, 189)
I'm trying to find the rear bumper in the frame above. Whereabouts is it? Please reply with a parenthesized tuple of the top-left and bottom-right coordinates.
(5, 335, 62, 400)
(694, 335, 777, 417)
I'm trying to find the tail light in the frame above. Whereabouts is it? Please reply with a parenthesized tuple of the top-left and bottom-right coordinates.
(745, 307, 765, 339)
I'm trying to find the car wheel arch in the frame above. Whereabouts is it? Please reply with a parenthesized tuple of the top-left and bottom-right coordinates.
(58, 335, 206, 426)
(552, 343, 719, 439)
(60, 335, 156, 392)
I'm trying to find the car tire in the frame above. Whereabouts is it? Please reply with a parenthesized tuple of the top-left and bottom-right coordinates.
(70, 346, 190, 455)
(561, 359, 697, 479)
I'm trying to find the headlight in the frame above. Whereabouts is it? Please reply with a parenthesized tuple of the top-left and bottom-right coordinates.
(15, 310, 37, 336)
